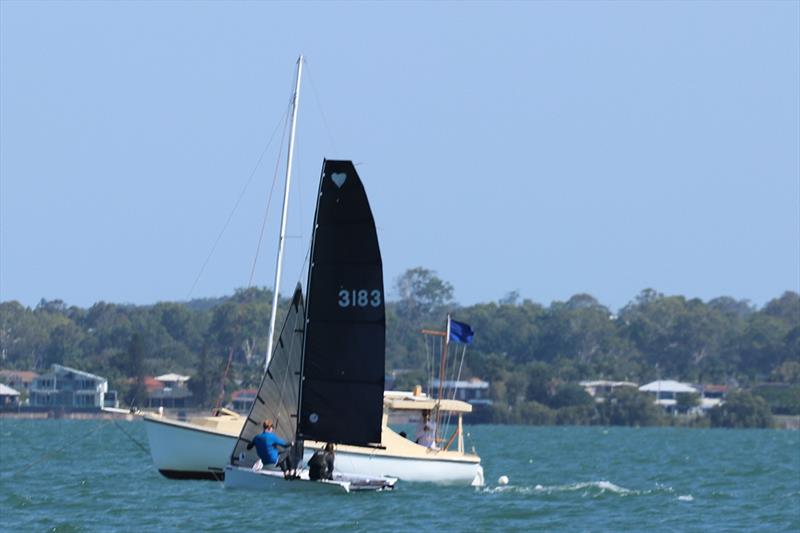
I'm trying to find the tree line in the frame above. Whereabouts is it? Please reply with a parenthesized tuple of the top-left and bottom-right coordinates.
(1, 268, 797, 426)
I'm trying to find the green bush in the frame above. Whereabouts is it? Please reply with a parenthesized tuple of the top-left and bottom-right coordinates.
(709, 391, 773, 428)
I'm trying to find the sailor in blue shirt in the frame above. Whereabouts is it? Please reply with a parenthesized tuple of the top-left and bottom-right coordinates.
(247, 419, 288, 466)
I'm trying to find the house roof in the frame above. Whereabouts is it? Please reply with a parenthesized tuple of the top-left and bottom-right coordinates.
(639, 380, 697, 393)
(579, 380, 639, 388)
(51, 364, 106, 383)
(0, 370, 39, 381)
(144, 377, 165, 392)
(155, 373, 191, 383)
(0, 383, 21, 396)
(430, 379, 489, 389)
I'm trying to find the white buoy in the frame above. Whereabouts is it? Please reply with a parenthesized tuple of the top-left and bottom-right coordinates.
(498, 475, 509, 486)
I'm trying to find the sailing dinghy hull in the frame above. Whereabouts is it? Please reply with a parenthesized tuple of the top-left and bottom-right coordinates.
(223, 466, 397, 493)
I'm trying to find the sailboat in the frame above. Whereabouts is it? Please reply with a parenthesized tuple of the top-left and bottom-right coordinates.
(224, 159, 396, 492)
(142, 57, 484, 486)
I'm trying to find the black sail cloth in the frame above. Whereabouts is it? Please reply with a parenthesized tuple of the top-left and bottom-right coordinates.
(298, 160, 385, 447)
(230, 286, 305, 467)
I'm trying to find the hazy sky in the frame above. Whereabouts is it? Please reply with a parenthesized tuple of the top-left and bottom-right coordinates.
(1, 1, 798, 312)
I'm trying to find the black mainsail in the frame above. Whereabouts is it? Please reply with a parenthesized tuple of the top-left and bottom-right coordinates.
(297, 160, 385, 447)
(230, 285, 305, 467)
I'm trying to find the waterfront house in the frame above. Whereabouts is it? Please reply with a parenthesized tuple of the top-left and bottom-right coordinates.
(230, 389, 258, 413)
(29, 364, 109, 409)
(697, 384, 728, 410)
(639, 380, 698, 414)
(0, 383, 20, 407)
(0, 370, 39, 398)
(430, 378, 492, 407)
(144, 373, 193, 409)
(579, 380, 639, 401)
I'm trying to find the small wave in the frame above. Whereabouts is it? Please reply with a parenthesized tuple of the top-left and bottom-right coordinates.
(481, 480, 640, 496)
(678, 495, 694, 502)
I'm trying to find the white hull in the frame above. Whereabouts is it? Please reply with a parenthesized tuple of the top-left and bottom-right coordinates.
(143, 414, 483, 485)
(331, 448, 483, 485)
(223, 466, 396, 493)
(143, 414, 237, 480)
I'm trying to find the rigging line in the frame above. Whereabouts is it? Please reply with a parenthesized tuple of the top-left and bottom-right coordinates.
(431, 335, 437, 392)
(452, 344, 467, 399)
(424, 335, 431, 395)
(111, 418, 150, 456)
(7, 421, 105, 477)
(248, 102, 292, 287)
(443, 342, 458, 435)
(425, 335, 433, 396)
(303, 58, 339, 155)
(291, 233, 313, 293)
(215, 346, 236, 411)
(186, 104, 292, 300)
(444, 345, 468, 435)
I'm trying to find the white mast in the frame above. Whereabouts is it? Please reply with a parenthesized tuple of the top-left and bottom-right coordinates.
(265, 55, 303, 371)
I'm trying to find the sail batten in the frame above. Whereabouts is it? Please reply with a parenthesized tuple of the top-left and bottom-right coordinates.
(298, 160, 385, 447)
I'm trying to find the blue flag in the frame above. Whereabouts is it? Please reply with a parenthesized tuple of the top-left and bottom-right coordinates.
(449, 320, 474, 344)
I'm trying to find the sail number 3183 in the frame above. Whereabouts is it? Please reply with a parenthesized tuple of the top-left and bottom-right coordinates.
(338, 289, 382, 308)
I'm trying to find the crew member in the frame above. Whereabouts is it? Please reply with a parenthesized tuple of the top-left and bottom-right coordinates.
(415, 410, 437, 448)
(247, 419, 289, 469)
(308, 443, 335, 481)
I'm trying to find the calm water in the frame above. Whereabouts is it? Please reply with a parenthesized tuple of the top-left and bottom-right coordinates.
(1, 420, 798, 532)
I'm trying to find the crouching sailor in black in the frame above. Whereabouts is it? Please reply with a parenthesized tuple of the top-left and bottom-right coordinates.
(308, 443, 335, 481)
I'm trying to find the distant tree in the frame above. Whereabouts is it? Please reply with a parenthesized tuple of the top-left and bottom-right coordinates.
(125, 334, 147, 408)
(394, 267, 454, 319)
(556, 404, 597, 425)
(498, 290, 520, 306)
(549, 383, 595, 409)
(738, 314, 790, 376)
(515, 401, 555, 425)
(708, 296, 754, 320)
(0, 301, 50, 369)
(762, 291, 800, 324)
(524, 362, 554, 404)
(44, 322, 85, 368)
(709, 391, 773, 428)
(598, 388, 666, 426)
(537, 295, 618, 365)
(189, 343, 214, 407)
(751, 385, 800, 416)
(36, 299, 68, 315)
(770, 361, 800, 384)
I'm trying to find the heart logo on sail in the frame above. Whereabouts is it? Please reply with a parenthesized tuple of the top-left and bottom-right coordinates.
(331, 172, 347, 188)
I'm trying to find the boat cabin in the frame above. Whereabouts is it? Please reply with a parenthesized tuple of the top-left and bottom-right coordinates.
(383, 391, 472, 453)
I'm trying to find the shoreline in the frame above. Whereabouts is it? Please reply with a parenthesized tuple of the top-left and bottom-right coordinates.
(1, 410, 797, 429)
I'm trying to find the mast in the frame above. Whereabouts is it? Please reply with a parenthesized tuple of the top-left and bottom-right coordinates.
(266, 55, 304, 371)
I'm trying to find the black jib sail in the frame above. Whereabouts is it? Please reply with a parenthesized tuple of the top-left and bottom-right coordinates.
(230, 285, 305, 467)
(298, 160, 385, 447)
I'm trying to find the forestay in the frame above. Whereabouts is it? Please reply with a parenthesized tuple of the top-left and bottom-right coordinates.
(230, 285, 305, 467)
(298, 160, 385, 447)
